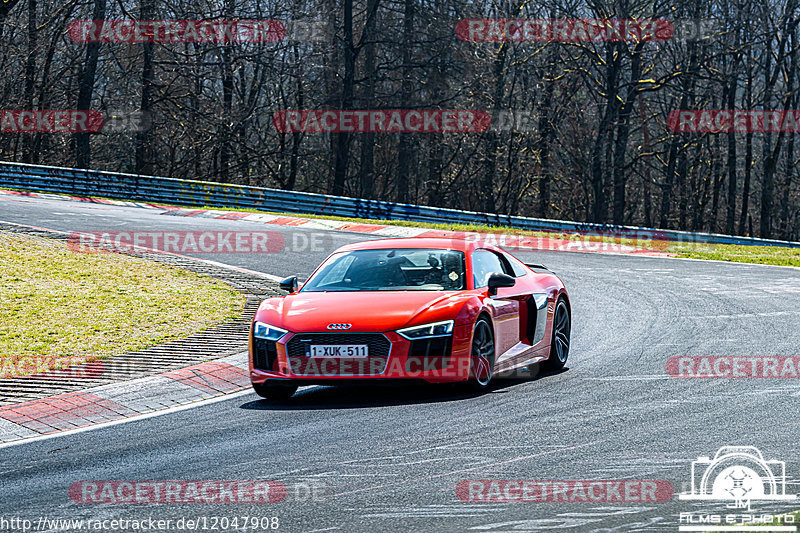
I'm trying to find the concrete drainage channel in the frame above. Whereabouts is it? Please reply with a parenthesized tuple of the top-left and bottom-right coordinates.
(0, 221, 282, 406)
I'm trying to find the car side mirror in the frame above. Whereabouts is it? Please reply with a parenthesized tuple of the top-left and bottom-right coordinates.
(279, 275, 298, 293)
(487, 272, 515, 296)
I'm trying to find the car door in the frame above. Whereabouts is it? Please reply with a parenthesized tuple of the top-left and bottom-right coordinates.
(498, 251, 551, 346)
(471, 249, 520, 357)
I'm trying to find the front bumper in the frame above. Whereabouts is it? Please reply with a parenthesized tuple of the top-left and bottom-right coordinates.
(249, 325, 472, 384)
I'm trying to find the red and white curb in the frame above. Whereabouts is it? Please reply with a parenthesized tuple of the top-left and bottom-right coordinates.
(0, 188, 673, 257)
(0, 352, 252, 447)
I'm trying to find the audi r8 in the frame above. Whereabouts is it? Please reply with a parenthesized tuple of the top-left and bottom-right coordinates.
(249, 237, 571, 399)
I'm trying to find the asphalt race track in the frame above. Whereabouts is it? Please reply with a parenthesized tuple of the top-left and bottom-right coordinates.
(2, 192, 800, 532)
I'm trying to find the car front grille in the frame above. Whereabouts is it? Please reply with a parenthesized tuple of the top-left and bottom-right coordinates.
(286, 333, 391, 376)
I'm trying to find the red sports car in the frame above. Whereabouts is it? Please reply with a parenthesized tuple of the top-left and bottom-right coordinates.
(249, 237, 571, 399)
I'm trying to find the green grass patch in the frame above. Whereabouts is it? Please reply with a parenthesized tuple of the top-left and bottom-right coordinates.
(667, 241, 800, 267)
(0, 232, 243, 377)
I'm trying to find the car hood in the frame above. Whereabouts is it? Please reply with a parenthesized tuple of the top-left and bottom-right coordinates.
(255, 290, 468, 333)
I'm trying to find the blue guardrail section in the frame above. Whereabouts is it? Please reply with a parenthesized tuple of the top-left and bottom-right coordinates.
(1, 160, 798, 248)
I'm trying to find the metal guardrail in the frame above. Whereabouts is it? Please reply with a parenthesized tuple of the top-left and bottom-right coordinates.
(1, 160, 798, 248)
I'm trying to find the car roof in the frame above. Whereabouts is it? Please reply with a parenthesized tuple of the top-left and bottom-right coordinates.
(335, 237, 498, 254)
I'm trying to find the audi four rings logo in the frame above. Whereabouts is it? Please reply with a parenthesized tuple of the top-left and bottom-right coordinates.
(327, 323, 352, 330)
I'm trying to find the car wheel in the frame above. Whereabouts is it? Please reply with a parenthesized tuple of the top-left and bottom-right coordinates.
(469, 317, 495, 390)
(253, 381, 298, 400)
(542, 298, 570, 371)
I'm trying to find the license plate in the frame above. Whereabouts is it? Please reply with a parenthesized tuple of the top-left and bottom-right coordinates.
(307, 345, 369, 358)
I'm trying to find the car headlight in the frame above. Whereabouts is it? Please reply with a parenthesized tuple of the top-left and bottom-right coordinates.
(253, 321, 288, 341)
(397, 320, 454, 340)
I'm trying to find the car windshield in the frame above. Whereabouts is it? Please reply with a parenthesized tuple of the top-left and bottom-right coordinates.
(301, 248, 466, 292)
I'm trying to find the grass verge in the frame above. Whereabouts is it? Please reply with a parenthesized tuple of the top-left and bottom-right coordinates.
(667, 241, 800, 267)
(0, 232, 243, 377)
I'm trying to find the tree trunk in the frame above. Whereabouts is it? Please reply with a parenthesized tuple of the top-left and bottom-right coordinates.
(590, 44, 620, 223)
(738, 54, 754, 234)
(725, 70, 738, 234)
(612, 43, 643, 225)
(711, 134, 724, 232)
(760, 2, 797, 238)
(134, 0, 155, 175)
(481, 42, 507, 213)
(780, 50, 797, 238)
(660, 43, 699, 229)
(358, 0, 380, 199)
(74, 0, 106, 168)
(22, 0, 37, 163)
(219, 49, 233, 181)
(331, 0, 354, 196)
(638, 93, 653, 227)
(536, 46, 557, 218)
(760, 20, 775, 238)
(288, 73, 303, 191)
(395, 0, 414, 203)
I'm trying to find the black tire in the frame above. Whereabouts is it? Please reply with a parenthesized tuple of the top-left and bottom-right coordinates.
(542, 298, 570, 371)
(253, 381, 298, 400)
(468, 317, 495, 391)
